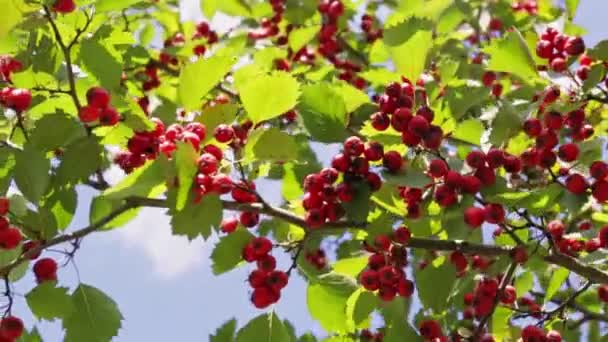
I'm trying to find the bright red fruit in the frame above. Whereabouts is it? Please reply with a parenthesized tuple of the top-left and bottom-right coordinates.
(0, 227, 21, 249)
(419, 320, 442, 340)
(78, 105, 101, 123)
(590, 161, 608, 180)
(593, 181, 608, 202)
(53, 0, 77, 13)
(0, 198, 8, 216)
(393, 226, 411, 244)
(484, 203, 505, 224)
(214, 124, 234, 143)
(428, 159, 448, 178)
(0, 316, 23, 339)
(197, 153, 219, 174)
(360, 269, 380, 291)
(86, 87, 111, 108)
(564, 36, 585, 55)
(521, 325, 545, 342)
(565, 173, 587, 194)
(558, 143, 579, 162)
(33, 258, 58, 283)
(220, 218, 238, 233)
(464, 207, 485, 228)
(6, 88, 32, 112)
(546, 330, 562, 342)
(382, 151, 403, 173)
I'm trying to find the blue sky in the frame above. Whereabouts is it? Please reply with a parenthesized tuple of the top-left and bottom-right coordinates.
(10, 0, 608, 341)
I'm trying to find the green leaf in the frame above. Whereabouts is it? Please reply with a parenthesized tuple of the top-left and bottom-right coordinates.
(210, 319, 237, 342)
(26, 283, 75, 321)
(307, 281, 355, 333)
(452, 119, 484, 146)
(443, 85, 489, 120)
(17, 327, 43, 342)
(333, 257, 368, 278)
(415, 258, 457, 313)
(289, 25, 320, 52)
(519, 184, 563, 215)
(565, 0, 580, 19)
(346, 289, 378, 330)
(491, 306, 512, 339)
(29, 114, 85, 151)
(211, 228, 254, 275)
(103, 157, 169, 200)
(545, 267, 569, 304)
(80, 39, 123, 90)
(0, 152, 15, 194)
(239, 72, 300, 124)
(482, 29, 538, 82)
(56, 136, 104, 185)
(383, 17, 434, 82)
(14, 146, 50, 204)
(342, 181, 371, 222)
(0, 248, 28, 282)
(0, 0, 23, 38)
(44, 187, 77, 231)
(96, 0, 143, 11)
(382, 297, 417, 342)
(63, 285, 123, 342)
(383, 168, 431, 188)
(359, 68, 401, 87)
(587, 40, 608, 61)
(514, 271, 534, 295)
(179, 55, 235, 111)
(297, 83, 348, 143)
(489, 104, 523, 147)
(333, 81, 370, 114)
(245, 128, 299, 162)
(236, 312, 292, 342)
(89, 196, 140, 229)
(174, 142, 198, 211)
(170, 195, 222, 240)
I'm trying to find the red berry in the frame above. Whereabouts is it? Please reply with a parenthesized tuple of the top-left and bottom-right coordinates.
(256, 254, 277, 272)
(86, 87, 111, 108)
(536, 40, 553, 59)
(0, 198, 8, 216)
(464, 207, 485, 228)
(590, 161, 608, 180)
(370, 112, 390, 131)
(251, 286, 278, 309)
(305, 208, 326, 228)
(197, 153, 218, 174)
(550, 57, 567, 72)
(378, 284, 396, 301)
(558, 143, 579, 162)
(482, 71, 496, 87)
(214, 124, 234, 143)
(523, 118, 542, 137)
(428, 159, 448, 178)
(565, 173, 587, 194)
(598, 284, 608, 302)
(52, 0, 76, 13)
(220, 218, 238, 233)
(397, 278, 414, 297)
(363, 142, 384, 162)
(240, 211, 260, 228)
(593, 181, 608, 203)
(0, 227, 21, 249)
(99, 107, 120, 126)
(374, 234, 391, 251)
(466, 150, 486, 169)
(449, 251, 467, 271)
(460, 175, 482, 194)
(344, 136, 364, 156)
(407, 115, 430, 137)
(0, 316, 23, 339)
(266, 270, 288, 290)
(546, 330, 562, 342)
(419, 320, 442, 340)
(393, 226, 411, 244)
(248, 269, 268, 288)
(547, 220, 565, 238)
(585, 238, 600, 253)
(564, 36, 585, 56)
(484, 203, 505, 224)
(598, 226, 608, 248)
(22, 240, 42, 260)
(360, 269, 380, 291)
(33, 258, 58, 283)
(382, 151, 403, 173)
(511, 247, 528, 264)
(521, 325, 545, 342)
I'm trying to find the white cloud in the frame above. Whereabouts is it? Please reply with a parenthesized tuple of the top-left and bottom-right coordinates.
(112, 207, 214, 279)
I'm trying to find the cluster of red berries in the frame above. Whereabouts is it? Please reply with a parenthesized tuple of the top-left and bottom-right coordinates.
(191, 21, 218, 57)
(0, 316, 24, 341)
(372, 79, 443, 150)
(520, 326, 562, 342)
(462, 277, 516, 321)
(360, 14, 382, 42)
(517, 297, 542, 319)
(544, 219, 601, 256)
(449, 251, 492, 274)
(242, 237, 289, 308)
(0, 198, 22, 250)
(247, 0, 285, 40)
(78, 87, 120, 126)
(33, 258, 58, 283)
(0, 87, 32, 113)
(358, 228, 414, 302)
(0, 55, 22, 83)
(360, 329, 383, 341)
(511, 1, 538, 15)
(481, 71, 503, 98)
(590, 161, 608, 203)
(317, 0, 367, 89)
(159, 33, 185, 66)
(536, 28, 585, 72)
(301, 136, 390, 228)
(419, 320, 445, 341)
(52, 0, 76, 14)
(305, 249, 327, 270)
(463, 202, 506, 229)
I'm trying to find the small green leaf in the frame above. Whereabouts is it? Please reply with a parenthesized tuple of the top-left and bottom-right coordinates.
(174, 142, 198, 211)
(514, 271, 534, 295)
(236, 312, 291, 342)
(44, 187, 77, 231)
(211, 228, 254, 275)
(346, 289, 379, 330)
(14, 146, 50, 204)
(333, 81, 370, 114)
(342, 181, 371, 222)
(26, 283, 75, 321)
(443, 85, 489, 120)
(333, 257, 368, 278)
(0, 152, 15, 195)
(491, 306, 512, 339)
(63, 284, 123, 342)
(587, 40, 608, 61)
(289, 25, 320, 52)
(80, 39, 123, 90)
(383, 17, 434, 82)
(170, 195, 222, 240)
(415, 258, 456, 313)
(246, 127, 299, 162)
(565, 0, 580, 19)
(239, 72, 300, 124)
(307, 281, 356, 333)
(103, 157, 169, 200)
(89, 196, 140, 229)
(482, 29, 538, 82)
(489, 104, 523, 147)
(383, 168, 431, 188)
(297, 83, 348, 143)
(56, 136, 104, 186)
(210, 319, 237, 342)
(545, 267, 569, 304)
(179, 55, 235, 111)
(96, 0, 143, 11)
(29, 114, 85, 151)
(452, 119, 484, 146)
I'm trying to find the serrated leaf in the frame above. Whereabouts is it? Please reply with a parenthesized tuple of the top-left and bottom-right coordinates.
(452, 119, 484, 146)
(482, 30, 538, 82)
(174, 142, 198, 211)
(443, 85, 489, 120)
(0, 152, 15, 195)
(587, 40, 608, 61)
(210, 319, 237, 342)
(26, 283, 75, 321)
(103, 157, 169, 200)
(236, 312, 291, 342)
(0, 0, 23, 38)
(545, 267, 569, 304)
(80, 39, 122, 90)
(96, 0, 143, 11)
(211, 228, 254, 275)
(289, 25, 320, 52)
(307, 281, 356, 333)
(297, 83, 348, 143)
(0, 248, 28, 282)
(29, 114, 85, 151)
(333, 81, 370, 114)
(415, 258, 456, 313)
(383, 17, 434, 82)
(346, 289, 378, 330)
(489, 104, 523, 147)
(179, 55, 235, 111)
(44, 187, 77, 230)
(246, 127, 299, 162)
(55, 136, 104, 185)
(565, 0, 580, 19)
(170, 195, 222, 240)
(383, 167, 430, 188)
(342, 181, 371, 222)
(63, 285, 123, 342)
(197, 103, 239, 138)
(333, 257, 368, 278)
(14, 146, 50, 204)
(239, 72, 300, 124)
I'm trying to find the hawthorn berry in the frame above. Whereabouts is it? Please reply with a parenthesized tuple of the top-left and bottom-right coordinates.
(382, 151, 403, 173)
(0, 198, 9, 216)
(393, 226, 411, 244)
(565, 173, 587, 194)
(86, 87, 111, 108)
(240, 212, 260, 228)
(464, 207, 485, 228)
(0, 316, 23, 339)
(220, 218, 238, 233)
(0, 227, 21, 249)
(214, 124, 234, 143)
(33, 258, 58, 283)
(53, 0, 76, 13)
